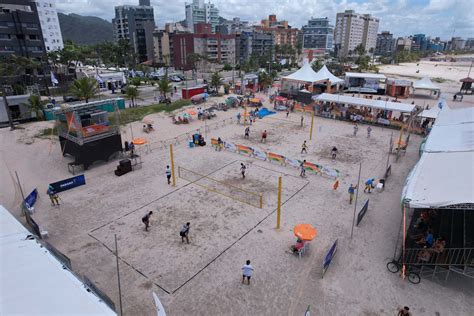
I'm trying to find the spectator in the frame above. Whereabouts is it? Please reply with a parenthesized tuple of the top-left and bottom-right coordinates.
(165, 165, 172, 185)
(348, 184, 356, 204)
(331, 147, 338, 160)
(261, 130, 267, 143)
(364, 178, 375, 193)
(432, 237, 446, 254)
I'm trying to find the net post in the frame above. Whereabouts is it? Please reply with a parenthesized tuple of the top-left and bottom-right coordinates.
(170, 144, 176, 187)
(310, 110, 315, 140)
(259, 193, 263, 209)
(276, 176, 282, 229)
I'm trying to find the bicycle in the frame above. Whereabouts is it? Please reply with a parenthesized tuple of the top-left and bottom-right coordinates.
(386, 260, 421, 284)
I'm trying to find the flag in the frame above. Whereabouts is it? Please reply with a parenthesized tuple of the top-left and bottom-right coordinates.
(24, 188, 38, 210)
(50, 72, 59, 86)
(95, 74, 104, 84)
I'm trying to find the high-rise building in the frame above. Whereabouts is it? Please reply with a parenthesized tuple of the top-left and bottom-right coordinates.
(301, 17, 334, 55)
(217, 17, 251, 35)
(255, 15, 299, 48)
(185, 0, 219, 33)
(113, 0, 155, 63)
(35, 0, 63, 52)
(170, 27, 235, 70)
(0, 0, 46, 60)
(334, 10, 379, 56)
(375, 31, 395, 56)
(236, 31, 274, 65)
(412, 34, 428, 52)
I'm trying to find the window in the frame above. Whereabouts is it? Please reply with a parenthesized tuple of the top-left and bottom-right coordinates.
(29, 34, 38, 40)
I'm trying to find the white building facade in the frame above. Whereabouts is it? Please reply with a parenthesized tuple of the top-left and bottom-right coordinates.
(35, 0, 63, 51)
(185, 0, 219, 33)
(334, 10, 379, 56)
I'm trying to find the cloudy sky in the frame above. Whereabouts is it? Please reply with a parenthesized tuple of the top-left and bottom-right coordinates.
(56, 0, 474, 39)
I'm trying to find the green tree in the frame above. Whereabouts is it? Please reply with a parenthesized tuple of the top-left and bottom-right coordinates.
(311, 59, 323, 72)
(258, 71, 272, 91)
(187, 53, 202, 80)
(23, 94, 45, 120)
(210, 71, 222, 92)
(69, 77, 98, 103)
(223, 63, 232, 71)
(354, 44, 366, 56)
(125, 85, 139, 107)
(157, 77, 172, 98)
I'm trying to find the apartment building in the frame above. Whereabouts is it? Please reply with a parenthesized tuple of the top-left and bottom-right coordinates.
(375, 31, 395, 56)
(255, 14, 299, 48)
(334, 10, 379, 56)
(301, 17, 334, 55)
(185, 0, 219, 33)
(113, 0, 155, 63)
(35, 0, 63, 51)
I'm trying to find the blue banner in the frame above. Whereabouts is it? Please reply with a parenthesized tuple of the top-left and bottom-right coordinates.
(24, 188, 38, 209)
(356, 200, 370, 226)
(322, 239, 338, 278)
(49, 175, 86, 193)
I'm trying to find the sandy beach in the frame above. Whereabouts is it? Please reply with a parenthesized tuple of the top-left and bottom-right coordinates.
(1, 60, 473, 315)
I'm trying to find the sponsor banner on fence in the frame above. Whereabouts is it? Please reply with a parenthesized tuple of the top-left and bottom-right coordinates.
(322, 166, 340, 179)
(236, 144, 254, 156)
(322, 239, 338, 278)
(49, 175, 86, 193)
(356, 199, 369, 226)
(224, 142, 236, 152)
(253, 148, 267, 161)
(285, 157, 301, 168)
(304, 161, 322, 174)
(268, 152, 285, 165)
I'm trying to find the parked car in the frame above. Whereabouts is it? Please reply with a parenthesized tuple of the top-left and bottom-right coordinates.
(63, 95, 80, 102)
(168, 75, 181, 82)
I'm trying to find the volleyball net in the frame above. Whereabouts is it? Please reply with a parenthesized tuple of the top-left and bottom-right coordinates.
(178, 166, 263, 208)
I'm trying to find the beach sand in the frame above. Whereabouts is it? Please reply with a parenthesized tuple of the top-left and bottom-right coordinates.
(1, 62, 473, 315)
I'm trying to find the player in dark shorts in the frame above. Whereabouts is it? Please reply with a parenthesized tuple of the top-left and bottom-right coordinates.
(142, 211, 153, 231)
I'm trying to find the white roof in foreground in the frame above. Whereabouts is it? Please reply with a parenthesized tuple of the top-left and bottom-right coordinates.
(0, 206, 116, 316)
(402, 152, 474, 208)
(403, 107, 474, 208)
(413, 77, 440, 90)
(345, 72, 387, 80)
(314, 93, 416, 113)
(418, 107, 441, 119)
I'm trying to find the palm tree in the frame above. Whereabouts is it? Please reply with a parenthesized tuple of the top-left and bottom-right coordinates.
(23, 94, 45, 120)
(69, 77, 98, 103)
(210, 71, 222, 92)
(126, 85, 139, 107)
(157, 77, 172, 98)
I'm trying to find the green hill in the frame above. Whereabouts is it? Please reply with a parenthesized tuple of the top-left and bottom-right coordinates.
(58, 13, 113, 45)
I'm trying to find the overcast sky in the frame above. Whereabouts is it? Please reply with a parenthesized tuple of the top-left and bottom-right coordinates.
(56, 0, 474, 40)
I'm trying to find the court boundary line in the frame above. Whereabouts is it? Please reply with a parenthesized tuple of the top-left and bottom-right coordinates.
(88, 159, 309, 295)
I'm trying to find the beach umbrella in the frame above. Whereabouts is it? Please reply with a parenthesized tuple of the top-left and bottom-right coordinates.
(293, 224, 317, 241)
(142, 118, 154, 124)
(186, 109, 197, 115)
(132, 137, 148, 145)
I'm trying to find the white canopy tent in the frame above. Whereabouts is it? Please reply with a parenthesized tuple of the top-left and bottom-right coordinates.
(0, 206, 117, 315)
(412, 77, 440, 98)
(314, 65, 344, 84)
(283, 62, 321, 83)
(314, 93, 416, 113)
(402, 106, 474, 208)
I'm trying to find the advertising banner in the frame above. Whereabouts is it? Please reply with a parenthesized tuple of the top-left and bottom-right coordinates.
(322, 239, 338, 278)
(49, 175, 86, 193)
(356, 199, 370, 226)
(24, 188, 38, 210)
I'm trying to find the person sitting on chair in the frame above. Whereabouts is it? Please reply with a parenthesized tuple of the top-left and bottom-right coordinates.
(290, 238, 305, 254)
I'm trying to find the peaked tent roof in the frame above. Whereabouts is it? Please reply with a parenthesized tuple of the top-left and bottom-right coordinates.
(314, 65, 344, 84)
(413, 77, 440, 90)
(283, 62, 322, 83)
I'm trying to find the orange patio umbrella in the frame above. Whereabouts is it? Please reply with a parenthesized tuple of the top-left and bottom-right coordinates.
(293, 224, 317, 241)
(186, 109, 197, 115)
(132, 137, 148, 145)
